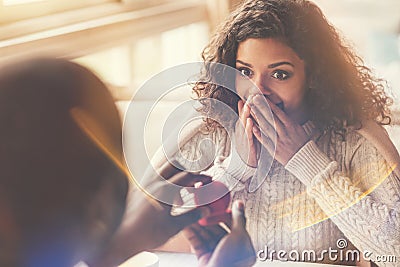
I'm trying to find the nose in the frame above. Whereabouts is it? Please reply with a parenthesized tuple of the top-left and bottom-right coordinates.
(251, 75, 272, 95)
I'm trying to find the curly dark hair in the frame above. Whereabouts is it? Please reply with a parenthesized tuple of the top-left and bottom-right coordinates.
(194, 0, 392, 136)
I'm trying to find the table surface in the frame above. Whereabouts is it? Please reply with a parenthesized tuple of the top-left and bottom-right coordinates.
(154, 251, 349, 267)
(74, 252, 352, 267)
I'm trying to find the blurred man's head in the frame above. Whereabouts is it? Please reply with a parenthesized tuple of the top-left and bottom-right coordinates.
(0, 58, 128, 266)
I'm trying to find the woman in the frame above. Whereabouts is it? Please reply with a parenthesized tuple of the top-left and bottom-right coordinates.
(162, 0, 400, 266)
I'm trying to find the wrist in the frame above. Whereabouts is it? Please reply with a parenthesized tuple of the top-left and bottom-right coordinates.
(285, 140, 332, 186)
(226, 147, 256, 181)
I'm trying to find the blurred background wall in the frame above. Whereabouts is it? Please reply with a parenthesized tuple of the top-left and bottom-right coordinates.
(1, 0, 400, 174)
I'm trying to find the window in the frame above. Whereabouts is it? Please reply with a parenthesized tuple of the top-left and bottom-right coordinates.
(1, 0, 115, 24)
(3, 0, 46, 6)
(0, 0, 212, 67)
(0, 0, 228, 177)
(74, 22, 209, 158)
(74, 21, 209, 98)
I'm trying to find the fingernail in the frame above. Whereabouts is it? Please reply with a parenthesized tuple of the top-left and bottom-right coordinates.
(254, 94, 262, 104)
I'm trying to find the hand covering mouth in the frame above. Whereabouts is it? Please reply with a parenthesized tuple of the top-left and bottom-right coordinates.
(261, 94, 284, 111)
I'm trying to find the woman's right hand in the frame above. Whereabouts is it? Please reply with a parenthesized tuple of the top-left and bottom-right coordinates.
(234, 98, 259, 167)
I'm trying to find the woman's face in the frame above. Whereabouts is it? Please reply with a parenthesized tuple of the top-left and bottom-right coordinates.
(235, 38, 309, 124)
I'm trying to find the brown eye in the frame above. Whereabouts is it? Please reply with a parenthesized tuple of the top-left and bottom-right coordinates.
(271, 70, 291, 80)
(238, 68, 253, 77)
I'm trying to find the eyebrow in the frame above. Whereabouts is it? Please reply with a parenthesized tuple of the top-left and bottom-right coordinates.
(236, 60, 294, 68)
(268, 61, 294, 68)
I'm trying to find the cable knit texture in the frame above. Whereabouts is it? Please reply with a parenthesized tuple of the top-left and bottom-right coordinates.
(168, 121, 400, 266)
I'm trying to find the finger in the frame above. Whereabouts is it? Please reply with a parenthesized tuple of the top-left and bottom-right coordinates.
(149, 173, 212, 204)
(206, 223, 229, 239)
(245, 118, 254, 143)
(244, 118, 258, 164)
(182, 225, 211, 257)
(236, 101, 246, 134)
(239, 98, 251, 128)
(239, 100, 246, 125)
(166, 173, 212, 203)
(253, 125, 275, 156)
(249, 112, 259, 127)
(256, 95, 292, 129)
(168, 173, 212, 188)
(265, 97, 293, 126)
(237, 100, 244, 116)
(250, 94, 274, 122)
(140, 160, 182, 188)
(198, 211, 232, 226)
(252, 95, 287, 137)
(186, 224, 208, 238)
(231, 200, 247, 230)
(188, 224, 222, 251)
(145, 160, 192, 197)
(242, 99, 251, 122)
(173, 193, 184, 206)
(191, 223, 228, 249)
(250, 105, 276, 138)
(256, 138, 261, 161)
(158, 160, 183, 181)
(173, 206, 211, 230)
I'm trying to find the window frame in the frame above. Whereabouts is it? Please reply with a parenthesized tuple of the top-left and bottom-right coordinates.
(1, 0, 116, 24)
(0, 0, 210, 66)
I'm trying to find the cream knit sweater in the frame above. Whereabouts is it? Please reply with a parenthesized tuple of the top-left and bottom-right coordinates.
(170, 121, 400, 266)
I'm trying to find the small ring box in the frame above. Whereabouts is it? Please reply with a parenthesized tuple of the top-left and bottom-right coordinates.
(193, 181, 231, 226)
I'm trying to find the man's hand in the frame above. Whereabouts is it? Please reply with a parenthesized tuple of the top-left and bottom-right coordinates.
(88, 162, 212, 267)
(183, 201, 256, 267)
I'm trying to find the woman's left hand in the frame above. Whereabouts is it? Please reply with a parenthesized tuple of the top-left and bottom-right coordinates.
(249, 94, 310, 166)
